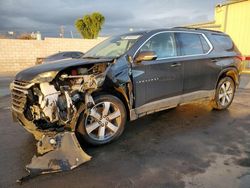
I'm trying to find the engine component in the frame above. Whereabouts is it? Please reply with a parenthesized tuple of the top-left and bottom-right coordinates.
(39, 83, 60, 122)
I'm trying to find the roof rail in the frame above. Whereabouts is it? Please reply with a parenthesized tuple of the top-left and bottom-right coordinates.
(173, 27, 223, 33)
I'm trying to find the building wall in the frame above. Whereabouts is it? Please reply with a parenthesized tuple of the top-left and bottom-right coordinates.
(0, 37, 106, 73)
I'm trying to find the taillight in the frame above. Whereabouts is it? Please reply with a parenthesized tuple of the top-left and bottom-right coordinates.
(237, 56, 246, 61)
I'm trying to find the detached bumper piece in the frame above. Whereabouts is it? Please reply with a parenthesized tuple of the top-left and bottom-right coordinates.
(17, 132, 91, 183)
(10, 76, 99, 183)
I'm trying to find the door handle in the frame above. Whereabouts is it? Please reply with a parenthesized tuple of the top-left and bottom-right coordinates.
(171, 63, 181, 67)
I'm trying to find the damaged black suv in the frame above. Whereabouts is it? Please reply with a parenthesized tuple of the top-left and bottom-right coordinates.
(11, 28, 242, 146)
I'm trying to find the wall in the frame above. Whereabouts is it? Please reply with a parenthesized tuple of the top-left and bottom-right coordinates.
(0, 37, 106, 73)
(215, 0, 250, 55)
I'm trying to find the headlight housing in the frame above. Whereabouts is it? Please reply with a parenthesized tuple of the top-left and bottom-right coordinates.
(31, 71, 58, 83)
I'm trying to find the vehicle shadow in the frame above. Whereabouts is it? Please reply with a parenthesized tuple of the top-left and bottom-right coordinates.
(239, 73, 250, 89)
(82, 101, 232, 155)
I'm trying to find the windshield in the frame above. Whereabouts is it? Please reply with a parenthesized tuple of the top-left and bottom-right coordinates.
(83, 34, 142, 59)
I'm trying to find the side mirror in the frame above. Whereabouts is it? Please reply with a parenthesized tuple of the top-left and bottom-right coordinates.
(135, 51, 157, 63)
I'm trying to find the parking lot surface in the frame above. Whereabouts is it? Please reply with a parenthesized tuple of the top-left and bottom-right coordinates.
(0, 78, 250, 188)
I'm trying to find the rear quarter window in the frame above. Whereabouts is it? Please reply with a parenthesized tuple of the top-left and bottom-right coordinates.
(211, 34, 234, 51)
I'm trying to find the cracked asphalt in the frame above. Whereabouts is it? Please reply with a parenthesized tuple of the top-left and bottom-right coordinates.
(0, 76, 250, 188)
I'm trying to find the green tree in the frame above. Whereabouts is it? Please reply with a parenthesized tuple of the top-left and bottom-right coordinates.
(75, 12, 105, 39)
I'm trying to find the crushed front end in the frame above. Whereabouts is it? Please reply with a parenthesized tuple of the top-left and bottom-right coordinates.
(10, 63, 110, 182)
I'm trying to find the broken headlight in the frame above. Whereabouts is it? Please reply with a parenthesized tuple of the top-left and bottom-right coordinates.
(31, 71, 58, 83)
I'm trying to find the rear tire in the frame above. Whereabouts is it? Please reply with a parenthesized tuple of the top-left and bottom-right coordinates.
(77, 95, 127, 145)
(213, 76, 235, 110)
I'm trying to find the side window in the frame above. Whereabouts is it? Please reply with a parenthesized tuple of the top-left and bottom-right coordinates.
(140, 33, 177, 59)
(176, 33, 206, 56)
(212, 34, 233, 51)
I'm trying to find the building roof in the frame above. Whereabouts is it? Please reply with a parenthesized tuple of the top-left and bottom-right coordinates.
(216, 0, 249, 7)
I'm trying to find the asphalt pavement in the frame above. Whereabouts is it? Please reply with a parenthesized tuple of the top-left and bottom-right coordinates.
(0, 75, 250, 188)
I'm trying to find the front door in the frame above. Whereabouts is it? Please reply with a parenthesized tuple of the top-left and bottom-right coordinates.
(132, 32, 183, 109)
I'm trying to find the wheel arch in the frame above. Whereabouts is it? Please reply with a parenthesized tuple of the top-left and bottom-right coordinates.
(215, 67, 239, 89)
(91, 88, 131, 121)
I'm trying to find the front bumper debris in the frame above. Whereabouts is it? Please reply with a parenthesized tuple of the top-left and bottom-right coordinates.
(12, 102, 92, 183)
(17, 132, 91, 183)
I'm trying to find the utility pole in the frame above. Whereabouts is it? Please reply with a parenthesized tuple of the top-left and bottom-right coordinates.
(70, 30, 74, 38)
(60, 25, 64, 38)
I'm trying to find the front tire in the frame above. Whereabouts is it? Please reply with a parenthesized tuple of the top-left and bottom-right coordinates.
(213, 76, 235, 110)
(77, 95, 127, 145)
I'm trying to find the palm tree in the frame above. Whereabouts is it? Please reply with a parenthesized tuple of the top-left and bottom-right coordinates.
(75, 12, 105, 39)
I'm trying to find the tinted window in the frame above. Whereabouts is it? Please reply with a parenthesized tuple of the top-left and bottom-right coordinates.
(71, 52, 83, 58)
(140, 33, 177, 59)
(176, 33, 205, 56)
(47, 53, 63, 59)
(212, 34, 233, 50)
(63, 52, 73, 58)
(77, 52, 84, 57)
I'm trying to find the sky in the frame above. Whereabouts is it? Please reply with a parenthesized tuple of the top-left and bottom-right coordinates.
(0, 0, 224, 38)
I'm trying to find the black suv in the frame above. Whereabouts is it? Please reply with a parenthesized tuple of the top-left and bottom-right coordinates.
(11, 28, 242, 146)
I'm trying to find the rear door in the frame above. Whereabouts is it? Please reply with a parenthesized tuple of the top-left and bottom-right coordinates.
(175, 32, 216, 99)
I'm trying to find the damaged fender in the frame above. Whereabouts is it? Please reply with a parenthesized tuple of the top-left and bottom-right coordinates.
(11, 62, 112, 182)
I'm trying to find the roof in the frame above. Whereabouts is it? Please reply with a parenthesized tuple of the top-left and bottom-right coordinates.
(216, 0, 249, 7)
(172, 27, 224, 34)
(120, 27, 226, 38)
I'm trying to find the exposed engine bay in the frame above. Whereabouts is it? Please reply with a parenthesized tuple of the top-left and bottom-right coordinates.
(11, 63, 112, 182)
(24, 63, 107, 130)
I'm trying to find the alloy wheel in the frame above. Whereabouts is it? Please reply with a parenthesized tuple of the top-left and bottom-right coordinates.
(85, 101, 122, 141)
(218, 81, 234, 106)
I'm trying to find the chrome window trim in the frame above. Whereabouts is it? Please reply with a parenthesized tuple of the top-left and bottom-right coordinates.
(133, 30, 214, 61)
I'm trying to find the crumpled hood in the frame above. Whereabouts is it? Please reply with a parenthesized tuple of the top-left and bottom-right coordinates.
(15, 58, 113, 81)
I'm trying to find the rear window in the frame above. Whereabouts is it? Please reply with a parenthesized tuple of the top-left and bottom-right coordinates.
(212, 34, 233, 51)
(63, 52, 73, 58)
(176, 33, 210, 56)
(71, 52, 83, 58)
